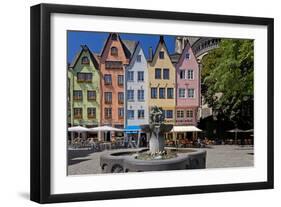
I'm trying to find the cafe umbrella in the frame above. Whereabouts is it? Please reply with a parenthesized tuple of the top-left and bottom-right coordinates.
(68, 126, 89, 142)
(226, 128, 245, 144)
(88, 126, 123, 141)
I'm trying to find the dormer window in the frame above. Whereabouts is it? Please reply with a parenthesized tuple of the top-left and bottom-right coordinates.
(137, 55, 142, 62)
(81, 56, 89, 64)
(159, 51, 164, 59)
(111, 33, 117, 40)
(111, 47, 118, 56)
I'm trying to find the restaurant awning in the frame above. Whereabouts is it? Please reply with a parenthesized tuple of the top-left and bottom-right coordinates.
(124, 125, 141, 134)
(170, 126, 202, 132)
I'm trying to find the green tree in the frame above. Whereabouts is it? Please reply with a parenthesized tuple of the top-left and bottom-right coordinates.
(201, 39, 254, 128)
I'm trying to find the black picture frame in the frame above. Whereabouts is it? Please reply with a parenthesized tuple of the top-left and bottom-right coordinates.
(30, 3, 274, 204)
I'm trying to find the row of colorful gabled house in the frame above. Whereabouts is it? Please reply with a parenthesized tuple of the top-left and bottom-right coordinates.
(67, 33, 200, 136)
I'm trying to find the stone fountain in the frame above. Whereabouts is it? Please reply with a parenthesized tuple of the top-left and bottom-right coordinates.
(100, 106, 206, 173)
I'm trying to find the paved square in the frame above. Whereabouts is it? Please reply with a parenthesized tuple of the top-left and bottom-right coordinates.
(67, 145, 254, 175)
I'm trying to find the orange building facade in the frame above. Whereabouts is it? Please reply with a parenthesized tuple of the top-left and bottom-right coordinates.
(99, 33, 135, 129)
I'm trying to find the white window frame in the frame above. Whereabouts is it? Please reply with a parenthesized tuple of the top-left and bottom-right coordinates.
(176, 110, 184, 118)
(137, 90, 144, 101)
(136, 55, 142, 62)
(179, 69, 186, 79)
(187, 88, 195, 98)
(138, 110, 145, 119)
(127, 110, 134, 119)
(127, 90, 134, 101)
(186, 110, 193, 118)
(187, 69, 194, 80)
(127, 71, 134, 81)
(179, 88, 186, 98)
(137, 71, 144, 82)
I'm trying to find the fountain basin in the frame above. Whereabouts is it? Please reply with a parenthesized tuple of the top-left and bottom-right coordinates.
(100, 148, 206, 173)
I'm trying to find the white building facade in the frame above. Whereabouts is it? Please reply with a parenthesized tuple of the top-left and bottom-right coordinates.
(124, 43, 149, 132)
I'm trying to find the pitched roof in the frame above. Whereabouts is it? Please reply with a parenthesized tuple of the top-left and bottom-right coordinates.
(100, 33, 137, 60)
(69, 45, 99, 69)
(170, 53, 181, 63)
(148, 35, 174, 64)
(92, 53, 100, 64)
(175, 40, 199, 67)
(120, 39, 138, 59)
(127, 41, 142, 66)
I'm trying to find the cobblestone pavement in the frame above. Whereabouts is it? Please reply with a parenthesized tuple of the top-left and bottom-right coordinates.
(67, 145, 254, 175)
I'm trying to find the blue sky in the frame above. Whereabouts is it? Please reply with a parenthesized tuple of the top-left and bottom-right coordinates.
(67, 31, 176, 64)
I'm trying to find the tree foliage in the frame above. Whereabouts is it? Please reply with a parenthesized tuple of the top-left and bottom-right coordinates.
(201, 39, 254, 128)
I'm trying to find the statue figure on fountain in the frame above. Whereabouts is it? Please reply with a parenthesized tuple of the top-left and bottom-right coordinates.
(141, 106, 173, 155)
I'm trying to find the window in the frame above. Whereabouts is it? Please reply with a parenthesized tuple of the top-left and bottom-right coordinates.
(74, 108, 82, 119)
(127, 71, 134, 81)
(166, 110, 173, 119)
(127, 110, 134, 119)
(81, 56, 89, 64)
(73, 90, 82, 100)
(87, 108, 96, 118)
(137, 90, 144, 101)
(151, 88, 157, 99)
(167, 88, 174, 99)
(137, 71, 144, 81)
(185, 52, 190, 59)
(77, 73, 92, 82)
(179, 88, 186, 98)
(177, 110, 184, 118)
(155, 68, 161, 79)
(159, 51, 164, 59)
(105, 108, 112, 119)
(136, 55, 142, 62)
(118, 75, 124, 85)
(118, 92, 124, 104)
(118, 108, 124, 118)
(104, 92, 112, 104)
(187, 69, 194, 80)
(111, 33, 117, 40)
(111, 47, 118, 56)
(163, 68, 169, 80)
(159, 88, 165, 99)
(127, 90, 134, 101)
(85, 73, 92, 82)
(104, 74, 112, 85)
(105, 61, 122, 69)
(138, 110, 145, 119)
(180, 70, 186, 79)
(187, 88, 195, 98)
(186, 110, 193, 118)
(87, 90, 96, 101)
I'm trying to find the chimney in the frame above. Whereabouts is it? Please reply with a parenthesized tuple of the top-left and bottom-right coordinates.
(149, 47, 153, 61)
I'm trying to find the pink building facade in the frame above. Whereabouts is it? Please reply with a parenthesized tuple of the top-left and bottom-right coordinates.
(175, 42, 200, 126)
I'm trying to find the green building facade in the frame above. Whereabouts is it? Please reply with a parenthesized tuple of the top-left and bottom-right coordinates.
(68, 45, 100, 127)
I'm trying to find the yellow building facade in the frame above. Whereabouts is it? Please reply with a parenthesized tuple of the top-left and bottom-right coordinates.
(148, 36, 176, 124)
